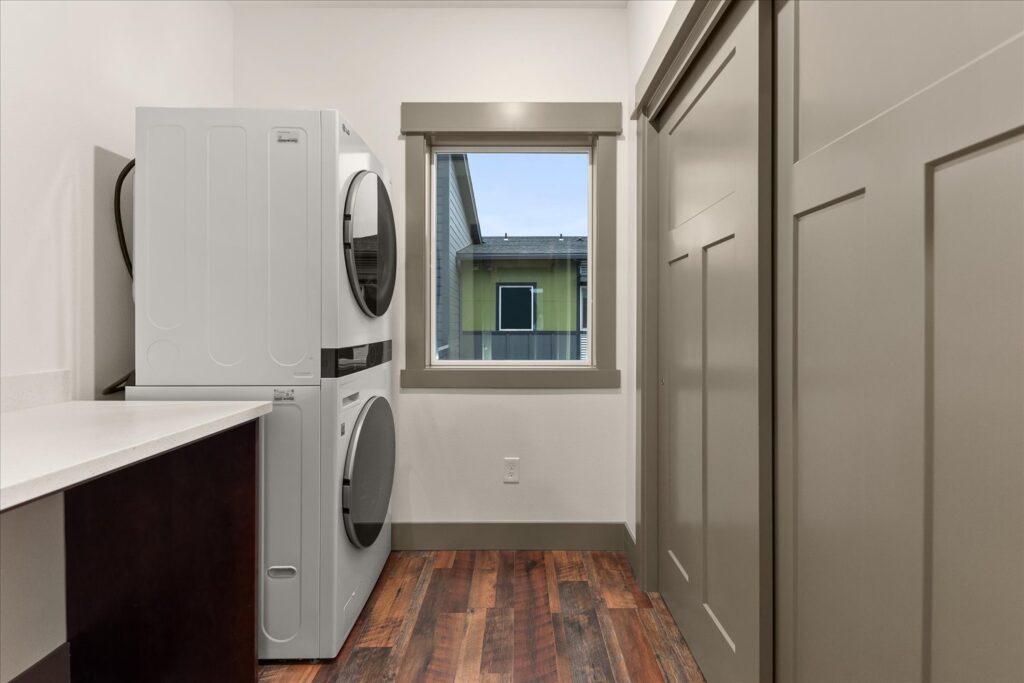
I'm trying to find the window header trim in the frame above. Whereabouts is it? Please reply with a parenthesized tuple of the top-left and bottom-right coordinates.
(401, 102, 622, 136)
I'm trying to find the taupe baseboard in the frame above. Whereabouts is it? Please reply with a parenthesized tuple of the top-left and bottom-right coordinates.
(623, 524, 640, 573)
(393, 522, 639, 558)
(10, 642, 69, 683)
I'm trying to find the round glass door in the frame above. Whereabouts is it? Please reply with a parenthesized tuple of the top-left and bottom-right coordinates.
(342, 396, 396, 548)
(343, 171, 397, 318)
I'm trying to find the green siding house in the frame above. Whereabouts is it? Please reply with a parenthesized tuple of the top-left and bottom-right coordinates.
(457, 237, 587, 361)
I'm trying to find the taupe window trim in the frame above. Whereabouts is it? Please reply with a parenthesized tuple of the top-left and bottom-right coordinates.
(400, 102, 622, 390)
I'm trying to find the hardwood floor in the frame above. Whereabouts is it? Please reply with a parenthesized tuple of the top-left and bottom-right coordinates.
(258, 550, 705, 683)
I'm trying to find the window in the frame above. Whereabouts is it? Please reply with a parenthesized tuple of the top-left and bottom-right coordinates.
(433, 151, 589, 363)
(497, 284, 536, 332)
(400, 102, 621, 389)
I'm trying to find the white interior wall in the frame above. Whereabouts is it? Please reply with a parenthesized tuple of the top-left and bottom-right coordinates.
(0, 2, 234, 680)
(0, 0, 234, 398)
(233, 5, 633, 525)
(627, 0, 686, 86)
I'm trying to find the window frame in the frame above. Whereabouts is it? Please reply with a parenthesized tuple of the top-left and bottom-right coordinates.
(496, 283, 537, 332)
(428, 146, 592, 367)
(400, 102, 621, 389)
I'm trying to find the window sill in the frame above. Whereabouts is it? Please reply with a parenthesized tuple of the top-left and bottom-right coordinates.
(400, 367, 620, 390)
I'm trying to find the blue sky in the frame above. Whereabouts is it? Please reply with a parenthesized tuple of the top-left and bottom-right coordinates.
(465, 152, 589, 237)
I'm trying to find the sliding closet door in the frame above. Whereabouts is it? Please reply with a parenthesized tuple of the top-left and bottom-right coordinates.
(776, 2, 1024, 682)
(655, 2, 771, 682)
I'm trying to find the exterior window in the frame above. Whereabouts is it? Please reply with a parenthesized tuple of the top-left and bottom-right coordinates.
(432, 151, 589, 363)
(498, 284, 536, 331)
(400, 101, 621, 389)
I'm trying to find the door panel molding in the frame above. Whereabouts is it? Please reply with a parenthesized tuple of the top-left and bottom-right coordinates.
(924, 127, 1024, 683)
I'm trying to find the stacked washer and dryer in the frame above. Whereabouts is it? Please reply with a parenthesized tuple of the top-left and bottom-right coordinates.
(127, 108, 397, 660)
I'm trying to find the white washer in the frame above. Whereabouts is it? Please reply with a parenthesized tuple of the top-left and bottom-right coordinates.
(319, 363, 395, 654)
(128, 369, 394, 660)
(130, 108, 397, 660)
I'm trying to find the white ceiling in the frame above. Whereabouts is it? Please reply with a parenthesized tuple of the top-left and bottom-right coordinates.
(230, 1, 628, 8)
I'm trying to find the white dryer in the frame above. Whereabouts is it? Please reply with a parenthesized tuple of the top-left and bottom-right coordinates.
(130, 108, 397, 660)
(133, 107, 396, 386)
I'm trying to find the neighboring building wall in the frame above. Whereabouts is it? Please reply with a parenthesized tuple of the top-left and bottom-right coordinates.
(459, 259, 585, 361)
(460, 260, 581, 332)
(434, 156, 474, 359)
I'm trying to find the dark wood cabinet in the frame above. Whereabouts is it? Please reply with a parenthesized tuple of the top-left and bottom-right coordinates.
(65, 421, 258, 682)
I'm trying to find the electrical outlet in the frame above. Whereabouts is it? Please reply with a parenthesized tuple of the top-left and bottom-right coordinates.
(503, 457, 520, 484)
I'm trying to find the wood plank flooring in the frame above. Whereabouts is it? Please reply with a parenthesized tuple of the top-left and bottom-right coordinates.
(259, 551, 705, 683)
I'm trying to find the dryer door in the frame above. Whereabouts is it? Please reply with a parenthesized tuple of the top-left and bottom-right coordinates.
(342, 395, 396, 548)
(343, 171, 397, 318)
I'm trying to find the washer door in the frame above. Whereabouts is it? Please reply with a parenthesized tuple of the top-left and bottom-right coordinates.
(342, 395, 396, 548)
(343, 171, 397, 318)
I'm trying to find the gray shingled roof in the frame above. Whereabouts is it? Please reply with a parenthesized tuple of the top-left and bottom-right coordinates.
(457, 236, 588, 261)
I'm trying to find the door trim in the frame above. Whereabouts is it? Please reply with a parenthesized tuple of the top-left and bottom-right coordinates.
(756, 7, 775, 683)
(634, 111, 660, 591)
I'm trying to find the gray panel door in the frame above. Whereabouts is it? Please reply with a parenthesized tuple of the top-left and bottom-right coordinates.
(775, 2, 1024, 682)
(654, 2, 771, 682)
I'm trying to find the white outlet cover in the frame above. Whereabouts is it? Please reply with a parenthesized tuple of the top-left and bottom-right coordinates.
(503, 457, 520, 484)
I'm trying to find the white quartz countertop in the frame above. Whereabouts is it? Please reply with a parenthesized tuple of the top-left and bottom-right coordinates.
(0, 400, 271, 511)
